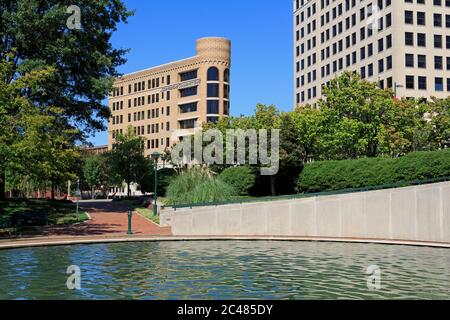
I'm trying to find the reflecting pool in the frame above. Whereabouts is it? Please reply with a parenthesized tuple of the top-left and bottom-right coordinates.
(0, 241, 449, 299)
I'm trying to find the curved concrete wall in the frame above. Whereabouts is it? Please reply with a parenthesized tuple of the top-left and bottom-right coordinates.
(160, 181, 450, 244)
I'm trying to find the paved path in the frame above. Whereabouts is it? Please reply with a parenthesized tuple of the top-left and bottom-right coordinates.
(1, 200, 171, 240)
(77, 201, 172, 236)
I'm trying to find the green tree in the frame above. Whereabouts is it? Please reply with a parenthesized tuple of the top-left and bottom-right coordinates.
(136, 158, 154, 195)
(83, 155, 108, 199)
(0, 0, 132, 198)
(428, 97, 450, 149)
(317, 71, 394, 158)
(316, 71, 435, 160)
(107, 127, 149, 196)
(288, 105, 323, 162)
(204, 104, 282, 195)
(377, 98, 431, 156)
(1, 56, 80, 199)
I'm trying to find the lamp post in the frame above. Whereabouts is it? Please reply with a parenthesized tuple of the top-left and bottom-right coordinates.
(76, 179, 80, 216)
(151, 152, 161, 217)
(127, 210, 133, 235)
(393, 82, 404, 99)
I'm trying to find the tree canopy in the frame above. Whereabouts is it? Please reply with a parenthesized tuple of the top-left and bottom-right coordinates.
(0, 0, 132, 198)
(107, 127, 151, 196)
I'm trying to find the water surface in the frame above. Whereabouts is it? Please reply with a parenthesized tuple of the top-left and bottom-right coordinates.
(0, 241, 448, 299)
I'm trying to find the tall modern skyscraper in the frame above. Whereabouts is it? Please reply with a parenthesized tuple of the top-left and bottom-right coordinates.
(108, 37, 231, 156)
(294, 0, 450, 106)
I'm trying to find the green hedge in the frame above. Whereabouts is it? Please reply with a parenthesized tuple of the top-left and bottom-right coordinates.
(296, 149, 450, 193)
(218, 166, 256, 196)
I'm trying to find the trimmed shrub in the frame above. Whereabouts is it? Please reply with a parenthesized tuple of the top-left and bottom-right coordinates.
(166, 168, 237, 205)
(297, 149, 450, 193)
(218, 166, 256, 196)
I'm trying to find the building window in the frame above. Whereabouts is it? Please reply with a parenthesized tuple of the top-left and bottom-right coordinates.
(418, 76, 427, 90)
(180, 86, 197, 98)
(434, 35, 442, 48)
(179, 119, 197, 129)
(207, 67, 219, 81)
(179, 102, 197, 113)
(435, 77, 444, 91)
(386, 56, 392, 70)
(207, 100, 219, 114)
(406, 75, 415, 89)
(405, 11, 413, 24)
(417, 12, 426, 26)
(224, 100, 230, 116)
(224, 68, 230, 83)
(418, 33, 426, 47)
(418, 55, 427, 68)
(434, 13, 442, 27)
(405, 32, 414, 46)
(224, 84, 230, 99)
(435, 56, 443, 70)
(180, 70, 198, 82)
(207, 83, 219, 97)
(207, 117, 219, 123)
(405, 54, 414, 67)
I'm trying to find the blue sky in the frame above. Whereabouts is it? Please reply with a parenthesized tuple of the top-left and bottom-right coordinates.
(89, 0, 293, 145)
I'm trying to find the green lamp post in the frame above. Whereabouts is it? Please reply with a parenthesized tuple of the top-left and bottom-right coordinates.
(151, 152, 161, 216)
(393, 82, 404, 99)
(76, 179, 80, 216)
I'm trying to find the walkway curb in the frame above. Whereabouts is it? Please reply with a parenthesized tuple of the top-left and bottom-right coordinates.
(1, 235, 449, 250)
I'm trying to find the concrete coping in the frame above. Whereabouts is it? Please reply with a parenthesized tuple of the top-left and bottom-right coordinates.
(1, 235, 449, 251)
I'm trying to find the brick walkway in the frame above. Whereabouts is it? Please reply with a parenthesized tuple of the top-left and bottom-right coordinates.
(74, 200, 172, 236)
(4, 200, 172, 239)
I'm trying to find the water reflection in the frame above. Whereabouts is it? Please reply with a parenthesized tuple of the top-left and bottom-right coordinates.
(0, 241, 448, 300)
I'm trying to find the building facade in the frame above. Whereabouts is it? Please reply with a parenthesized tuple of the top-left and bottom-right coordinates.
(294, 0, 450, 105)
(81, 145, 108, 156)
(108, 37, 231, 156)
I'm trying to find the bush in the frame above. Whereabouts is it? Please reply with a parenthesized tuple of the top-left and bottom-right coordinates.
(297, 149, 450, 193)
(166, 168, 237, 206)
(155, 168, 176, 197)
(218, 166, 256, 196)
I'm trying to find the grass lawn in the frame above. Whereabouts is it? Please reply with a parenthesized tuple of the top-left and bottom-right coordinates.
(122, 198, 167, 225)
(0, 199, 89, 235)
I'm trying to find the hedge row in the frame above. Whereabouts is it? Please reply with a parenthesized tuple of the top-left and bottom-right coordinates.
(296, 149, 450, 193)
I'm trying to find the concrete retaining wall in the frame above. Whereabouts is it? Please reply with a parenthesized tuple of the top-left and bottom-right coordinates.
(160, 181, 450, 244)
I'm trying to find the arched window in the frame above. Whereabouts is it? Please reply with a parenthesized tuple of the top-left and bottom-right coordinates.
(207, 67, 219, 81)
(224, 68, 230, 83)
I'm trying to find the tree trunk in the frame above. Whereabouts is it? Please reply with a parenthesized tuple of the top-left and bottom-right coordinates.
(0, 169, 5, 200)
(92, 187, 95, 199)
(270, 175, 276, 196)
(127, 182, 131, 197)
(51, 179, 55, 200)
